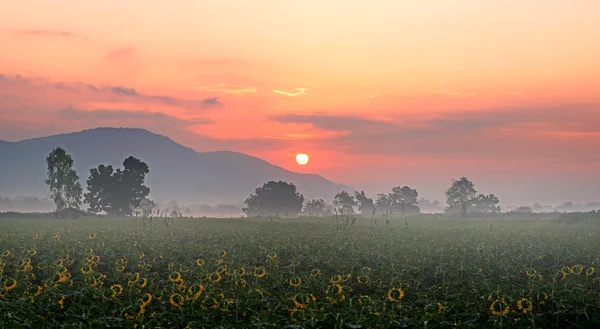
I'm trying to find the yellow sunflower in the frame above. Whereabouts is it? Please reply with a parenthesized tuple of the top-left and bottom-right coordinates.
(141, 293, 153, 306)
(169, 293, 184, 308)
(4, 278, 17, 291)
(169, 272, 182, 282)
(209, 271, 222, 283)
(387, 287, 405, 302)
(88, 233, 96, 239)
(138, 278, 147, 288)
(196, 259, 205, 267)
(253, 267, 267, 278)
(80, 265, 92, 275)
(110, 284, 123, 297)
(288, 277, 302, 288)
(586, 267, 595, 276)
(490, 298, 510, 316)
(517, 297, 533, 314)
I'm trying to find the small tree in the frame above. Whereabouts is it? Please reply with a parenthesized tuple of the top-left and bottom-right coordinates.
(375, 186, 420, 215)
(445, 176, 477, 217)
(471, 194, 501, 213)
(301, 199, 327, 217)
(333, 191, 357, 215)
(354, 191, 375, 216)
(84, 156, 150, 216)
(243, 181, 304, 217)
(45, 147, 83, 210)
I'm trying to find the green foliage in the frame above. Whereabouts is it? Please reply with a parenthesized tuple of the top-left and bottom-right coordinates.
(376, 186, 420, 215)
(354, 191, 375, 216)
(84, 156, 150, 216)
(0, 217, 599, 328)
(445, 176, 478, 217)
(243, 181, 304, 217)
(301, 198, 327, 217)
(471, 193, 501, 213)
(333, 190, 357, 215)
(44, 147, 83, 210)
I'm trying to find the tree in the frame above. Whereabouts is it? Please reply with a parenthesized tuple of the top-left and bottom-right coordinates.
(333, 191, 357, 215)
(84, 156, 150, 216)
(136, 198, 156, 218)
(512, 206, 533, 214)
(471, 194, 501, 213)
(375, 186, 420, 215)
(45, 147, 83, 210)
(301, 199, 327, 217)
(354, 191, 375, 216)
(445, 176, 477, 217)
(243, 181, 304, 217)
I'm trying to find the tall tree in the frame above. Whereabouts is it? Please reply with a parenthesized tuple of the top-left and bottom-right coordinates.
(388, 186, 420, 214)
(445, 176, 477, 217)
(84, 156, 150, 216)
(333, 191, 357, 215)
(243, 181, 304, 217)
(471, 193, 501, 213)
(301, 198, 327, 217)
(45, 147, 83, 210)
(354, 191, 375, 216)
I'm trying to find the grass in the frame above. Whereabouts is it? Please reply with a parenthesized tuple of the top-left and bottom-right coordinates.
(0, 215, 599, 328)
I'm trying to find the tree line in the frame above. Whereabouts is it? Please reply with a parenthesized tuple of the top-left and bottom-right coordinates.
(45, 147, 150, 216)
(243, 177, 500, 218)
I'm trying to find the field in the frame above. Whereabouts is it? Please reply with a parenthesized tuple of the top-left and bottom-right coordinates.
(1, 215, 599, 328)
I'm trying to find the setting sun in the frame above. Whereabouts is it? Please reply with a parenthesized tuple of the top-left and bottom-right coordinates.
(296, 153, 309, 165)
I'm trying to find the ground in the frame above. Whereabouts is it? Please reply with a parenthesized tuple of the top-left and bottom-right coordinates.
(0, 215, 599, 328)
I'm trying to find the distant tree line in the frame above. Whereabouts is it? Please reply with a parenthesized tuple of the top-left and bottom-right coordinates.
(242, 176, 503, 218)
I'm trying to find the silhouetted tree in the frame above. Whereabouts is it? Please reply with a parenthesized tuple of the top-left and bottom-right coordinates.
(471, 194, 500, 213)
(354, 191, 375, 216)
(333, 191, 357, 215)
(445, 176, 477, 217)
(45, 147, 83, 210)
(243, 181, 304, 217)
(512, 206, 533, 214)
(84, 156, 150, 216)
(376, 186, 420, 215)
(301, 198, 327, 217)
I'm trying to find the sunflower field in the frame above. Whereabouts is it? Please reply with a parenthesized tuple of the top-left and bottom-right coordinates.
(1, 216, 600, 328)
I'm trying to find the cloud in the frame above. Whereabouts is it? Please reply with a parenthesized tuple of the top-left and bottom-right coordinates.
(12, 29, 76, 38)
(201, 97, 223, 109)
(107, 46, 135, 59)
(58, 108, 212, 127)
(270, 114, 398, 133)
(110, 86, 138, 96)
(272, 88, 309, 96)
(194, 83, 257, 95)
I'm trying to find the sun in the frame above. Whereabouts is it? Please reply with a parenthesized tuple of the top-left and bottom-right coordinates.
(296, 153, 309, 165)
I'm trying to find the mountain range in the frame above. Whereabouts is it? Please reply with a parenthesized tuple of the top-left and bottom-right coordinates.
(0, 128, 351, 205)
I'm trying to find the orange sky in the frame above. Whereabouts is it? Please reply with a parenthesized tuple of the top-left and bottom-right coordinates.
(1, 1, 600, 205)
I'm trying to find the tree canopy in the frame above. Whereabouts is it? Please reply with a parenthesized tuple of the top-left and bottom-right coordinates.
(243, 181, 304, 217)
(301, 198, 327, 217)
(45, 147, 83, 210)
(333, 191, 357, 215)
(376, 186, 420, 215)
(445, 176, 478, 217)
(84, 156, 150, 216)
(354, 191, 375, 216)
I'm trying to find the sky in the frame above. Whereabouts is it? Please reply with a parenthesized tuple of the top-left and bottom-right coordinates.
(1, 1, 600, 206)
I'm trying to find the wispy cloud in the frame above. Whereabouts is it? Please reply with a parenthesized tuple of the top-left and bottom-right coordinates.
(272, 88, 309, 96)
(12, 29, 76, 38)
(193, 83, 257, 96)
(58, 107, 212, 127)
(201, 97, 224, 109)
(109, 86, 138, 96)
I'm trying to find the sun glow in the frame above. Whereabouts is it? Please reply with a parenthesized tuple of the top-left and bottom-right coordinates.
(296, 153, 309, 165)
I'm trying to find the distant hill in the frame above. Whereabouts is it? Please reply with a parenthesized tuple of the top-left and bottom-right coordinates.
(0, 128, 351, 205)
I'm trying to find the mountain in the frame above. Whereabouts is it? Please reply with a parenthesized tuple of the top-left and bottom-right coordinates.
(0, 127, 351, 205)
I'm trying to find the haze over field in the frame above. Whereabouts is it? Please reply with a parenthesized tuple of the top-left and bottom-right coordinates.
(1, 1, 600, 205)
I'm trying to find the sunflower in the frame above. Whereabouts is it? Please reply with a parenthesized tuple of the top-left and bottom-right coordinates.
(110, 284, 123, 297)
(0, 287, 7, 297)
(218, 250, 227, 258)
(209, 271, 222, 283)
(267, 251, 277, 261)
(361, 266, 372, 274)
(586, 267, 595, 276)
(387, 287, 405, 302)
(525, 268, 537, 278)
(88, 233, 96, 239)
(138, 278, 148, 288)
(490, 298, 510, 316)
(326, 284, 345, 303)
(356, 276, 370, 284)
(4, 278, 17, 291)
(179, 264, 191, 273)
(237, 267, 246, 276)
(80, 265, 92, 275)
(341, 273, 352, 283)
(169, 272, 182, 282)
(131, 241, 137, 247)
(235, 279, 247, 288)
(253, 267, 267, 278)
(2, 250, 11, 257)
(32, 233, 39, 239)
(153, 291, 164, 301)
(141, 293, 153, 306)
(292, 293, 312, 309)
(311, 268, 321, 277)
(58, 296, 65, 309)
(329, 275, 342, 284)
(216, 264, 228, 274)
(571, 264, 583, 275)
(196, 259, 205, 267)
(288, 277, 302, 288)
(27, 249, 37, 256)
(358, 295, 371, 304)
(169, 293, 184, 308)
(128, 272, 140, 286)
(188, 283, 204, 300)
(517, 297, 533, 314)
(437, 302, 445, 313)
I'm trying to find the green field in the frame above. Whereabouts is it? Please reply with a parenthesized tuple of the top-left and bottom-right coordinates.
(1, 216, 599, 328)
